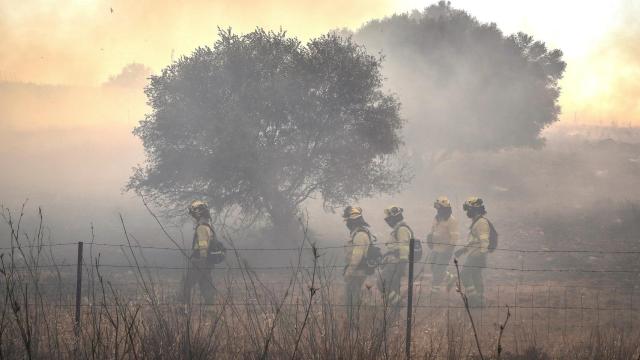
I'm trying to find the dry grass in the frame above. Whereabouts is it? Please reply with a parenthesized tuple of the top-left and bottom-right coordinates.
(1, 207, 640, 359)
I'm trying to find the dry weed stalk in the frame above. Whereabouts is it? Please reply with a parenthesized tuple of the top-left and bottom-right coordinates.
(496, 305, 511, 360)
(453, 258, 484, 360)
(1, 205, 640, 359)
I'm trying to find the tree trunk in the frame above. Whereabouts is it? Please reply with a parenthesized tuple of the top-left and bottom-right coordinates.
(268, 206, 301, 245)
(263, 190, 301, 246)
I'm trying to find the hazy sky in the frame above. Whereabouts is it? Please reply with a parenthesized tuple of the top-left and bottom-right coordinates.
(1, 0, 639, 124)
(0, 0, 638, 248)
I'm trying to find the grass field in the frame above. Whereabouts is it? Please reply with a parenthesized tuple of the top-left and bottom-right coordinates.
(2, 209, 640, 359)
(2, 129, 640, 358)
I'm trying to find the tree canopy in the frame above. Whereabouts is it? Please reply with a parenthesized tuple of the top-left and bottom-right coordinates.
(128, 28, 404, 238)
(354, 1, 566, 152)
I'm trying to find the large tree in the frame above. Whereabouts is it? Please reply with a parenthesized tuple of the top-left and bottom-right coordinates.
(353, 1, 567, 153)
(128, 29, 404, 240)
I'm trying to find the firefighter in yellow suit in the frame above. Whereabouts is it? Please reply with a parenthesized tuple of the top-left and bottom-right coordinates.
(426, 196, 459, 294)
(378, 206, 413, 316)
(342, 206, 372, 324)
(455, 197, 491, 307)
(182, 200, 216, 304)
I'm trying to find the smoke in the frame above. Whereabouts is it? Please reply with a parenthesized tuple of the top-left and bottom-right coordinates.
(0, 65, 152, 253)
(0, 2, 639, 273)
(0, 0, 394, 85)
(561, 0, 640, 126)
(600, 0, 640, 124)
(103, 63, 152, 88)
(0, 63, 149, 206)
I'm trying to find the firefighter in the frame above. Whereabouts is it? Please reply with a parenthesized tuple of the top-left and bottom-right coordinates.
(455, 197, 491, 307)
(378, 206, 413, 315)
(342, 206, 372, 324)
(426, 196, 459, 294)
(182, 200, 216, 304)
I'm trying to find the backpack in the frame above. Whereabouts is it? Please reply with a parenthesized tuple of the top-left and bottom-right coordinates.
(472, 217, 498, 253)
(364, 244, 383, 275)
(196, 224, 226, 265)
(207, 236, 226, 264)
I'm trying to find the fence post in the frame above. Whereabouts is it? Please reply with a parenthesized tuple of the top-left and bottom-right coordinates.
(530, 286, 534, 335)
(547, 285, 551, 339)
(613, 287, 617, 326)
(563, 286, 567, 339)
(596, 290, 600, 329)
(514, 283, 518, 323)
(75, 241, 84, 338)
(496, 286, 500, 330)
(580, 290, 584, 329)
(631, 289, 633, 332)
(405, 237, 415, 360)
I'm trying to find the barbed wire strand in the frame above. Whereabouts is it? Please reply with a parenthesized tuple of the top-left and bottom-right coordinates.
(6, 259, 640, 275)
(3, 239, 640, 255)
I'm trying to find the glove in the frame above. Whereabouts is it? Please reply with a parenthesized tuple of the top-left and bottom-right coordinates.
(454, 248, 466, 258)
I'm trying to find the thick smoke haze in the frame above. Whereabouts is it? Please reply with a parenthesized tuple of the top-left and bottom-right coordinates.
(0, 4, 639, 273)
(572, 0, 640, 125)
(0, 68, 150, 249)
(1, 5, 639, 358)
(2, 1, 638, 124)
(0, 0, 394, 85)
(351, 5, 565, 153)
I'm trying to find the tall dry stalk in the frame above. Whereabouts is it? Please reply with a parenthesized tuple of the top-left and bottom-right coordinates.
(453, 258, 484, 360)
(496, 305, 511, 360)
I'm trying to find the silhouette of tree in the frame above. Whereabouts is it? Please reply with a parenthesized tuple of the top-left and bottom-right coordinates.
(128, 28, 405, 241)
(355, 1, 566, 152)
(103, 63, 151, 89)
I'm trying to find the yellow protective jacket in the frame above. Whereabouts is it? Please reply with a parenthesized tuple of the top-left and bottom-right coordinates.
(344, 227, 371, 277)
(429, 216, 459, 252)
(193, 222, 214, 258)
(466, 216, 490, 257)
(386, 221, 413, 261)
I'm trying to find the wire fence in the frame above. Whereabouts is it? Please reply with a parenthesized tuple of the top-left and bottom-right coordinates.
(4, 239, 640, 274)
(3, 238, 640, 334)
(5, 238, 640, 254)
